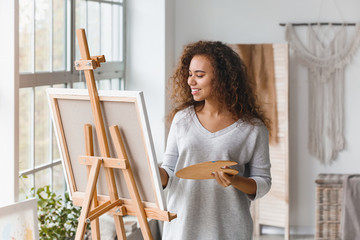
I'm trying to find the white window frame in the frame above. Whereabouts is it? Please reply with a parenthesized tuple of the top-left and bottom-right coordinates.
(16, 0, 126, 199)
(0, 0, 20, 205)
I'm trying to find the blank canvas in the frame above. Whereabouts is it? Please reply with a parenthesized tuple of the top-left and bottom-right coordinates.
(47, 88, 166, 211)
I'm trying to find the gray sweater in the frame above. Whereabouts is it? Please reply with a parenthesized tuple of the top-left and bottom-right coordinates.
(162, 106, 271, 240)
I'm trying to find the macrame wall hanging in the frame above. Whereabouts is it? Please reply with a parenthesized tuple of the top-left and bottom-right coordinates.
(284, 22, 360, 164)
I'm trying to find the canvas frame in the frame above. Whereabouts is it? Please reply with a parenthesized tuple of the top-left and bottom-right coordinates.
(0, 198, 39, 239)
(47, 88, 166, 211)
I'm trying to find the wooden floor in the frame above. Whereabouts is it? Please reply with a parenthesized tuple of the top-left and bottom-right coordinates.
(111, 219, 316, 240)
(254, 235, 314, 240)
(252, 225, 314, 240)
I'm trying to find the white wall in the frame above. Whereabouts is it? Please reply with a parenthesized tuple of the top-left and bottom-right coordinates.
(127, 0, 360, 233)
(125, 0, 169, 163)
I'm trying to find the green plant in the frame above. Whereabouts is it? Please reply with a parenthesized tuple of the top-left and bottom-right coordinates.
(36, 185, 84, 239)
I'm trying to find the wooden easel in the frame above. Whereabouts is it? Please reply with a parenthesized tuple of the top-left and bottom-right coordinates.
(73, 28, 176, 240)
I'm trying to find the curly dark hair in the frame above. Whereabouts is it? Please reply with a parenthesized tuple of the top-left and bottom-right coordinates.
(168, 40, 270, 129)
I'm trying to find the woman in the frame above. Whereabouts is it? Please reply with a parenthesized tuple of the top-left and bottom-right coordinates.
(159, 41, 271, 240)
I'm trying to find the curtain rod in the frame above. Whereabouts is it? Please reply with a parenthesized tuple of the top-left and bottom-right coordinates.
(279, 22, 356, 27)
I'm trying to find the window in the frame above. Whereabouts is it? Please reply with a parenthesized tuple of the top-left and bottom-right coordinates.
(18, 0, 125, 200)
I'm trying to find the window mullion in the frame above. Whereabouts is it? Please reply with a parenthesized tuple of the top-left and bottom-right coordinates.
(49, 0, 54, 190)
(121, 1, 125, 63)
(69, 0, 75, 76)
(49, 85, 54, 189)
(50, 0, 53, 72)
(99, 1, 102, 54)
(65, 0, 69, 71)
(86, 0, 122, 6)
(32, 0, 36, 73)
(31, 87, 35, 190)
(86, 0, 88, 33)
(71, 3, 76, 86)
(20, 159, 62, 177)
(121, 1, 125, 89)
(111, 3, 114, 60)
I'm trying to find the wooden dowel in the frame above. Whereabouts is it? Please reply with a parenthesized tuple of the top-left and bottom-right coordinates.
(84, 124, 94, 156)
(88, 200, 112, 218)
(84, 124, 100, 239)
(87, 199, 124, 222)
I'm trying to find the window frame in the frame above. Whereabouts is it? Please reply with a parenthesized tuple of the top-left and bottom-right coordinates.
(17, 0, 126, 198)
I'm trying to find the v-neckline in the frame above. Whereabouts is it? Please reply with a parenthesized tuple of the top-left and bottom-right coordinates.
(191, 106, 241, 137)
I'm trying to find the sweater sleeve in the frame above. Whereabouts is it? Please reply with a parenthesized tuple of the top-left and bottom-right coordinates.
(161, 114, 179, 179)
(248, 124, 272, 200)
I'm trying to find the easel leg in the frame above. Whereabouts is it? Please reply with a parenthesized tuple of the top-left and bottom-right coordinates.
(112, 211, 127, 239)
(110, 125, 153, 240)
(84, 124, 100, 239)
(75, 158, 102, 240)
(101, 167, 127, 239)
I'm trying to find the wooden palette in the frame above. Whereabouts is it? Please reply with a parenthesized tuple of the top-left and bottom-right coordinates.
(175, 161, 239, 179)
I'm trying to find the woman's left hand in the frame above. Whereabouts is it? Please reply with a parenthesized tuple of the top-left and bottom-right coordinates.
(213, 170, 236, 188)
(213, 167, 257, 195)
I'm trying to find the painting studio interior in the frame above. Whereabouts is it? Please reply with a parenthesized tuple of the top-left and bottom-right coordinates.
(1, 0, 360, 239)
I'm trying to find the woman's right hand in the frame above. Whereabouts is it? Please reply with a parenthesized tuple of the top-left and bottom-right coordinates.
(158, 167, 169, 188)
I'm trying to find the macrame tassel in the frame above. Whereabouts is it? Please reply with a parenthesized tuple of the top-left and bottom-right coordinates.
(285, 23, 360, 164)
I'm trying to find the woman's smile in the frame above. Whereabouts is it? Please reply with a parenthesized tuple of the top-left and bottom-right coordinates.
(191, 88, 200, 94)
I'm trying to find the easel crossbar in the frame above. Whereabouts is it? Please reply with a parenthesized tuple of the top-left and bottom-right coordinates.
(78, 155, 128, 169)
(86, 199, 126, 223)
(72, 193, 177, 222)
